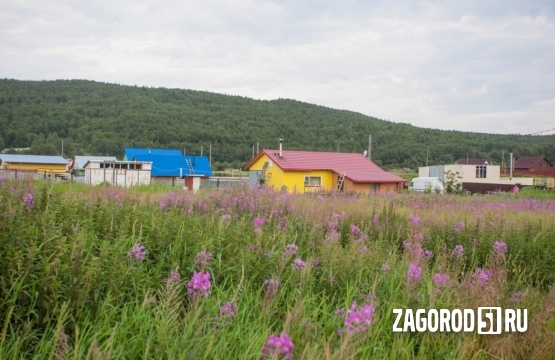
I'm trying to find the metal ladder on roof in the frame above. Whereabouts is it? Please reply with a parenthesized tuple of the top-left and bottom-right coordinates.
(336, 172, 345, 193)
(258, 161, 269, 184)
(185, 159, 195, 175)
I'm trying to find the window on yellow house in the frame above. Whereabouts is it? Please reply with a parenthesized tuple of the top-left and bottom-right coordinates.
(304, 176, 322, 186)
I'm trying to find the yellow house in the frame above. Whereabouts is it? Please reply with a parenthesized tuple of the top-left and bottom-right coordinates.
(0, 154, 69, 174)
(243, 149, 405, 194)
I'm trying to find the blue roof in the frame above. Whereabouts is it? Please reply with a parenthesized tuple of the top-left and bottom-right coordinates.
(123, 148, 182, 161)
(133, 154, 212, 177)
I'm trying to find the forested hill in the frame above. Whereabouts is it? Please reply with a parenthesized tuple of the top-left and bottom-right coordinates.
(1, 79, 553, 170)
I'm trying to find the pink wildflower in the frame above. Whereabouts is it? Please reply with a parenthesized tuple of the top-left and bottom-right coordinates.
(187, 271, 211, 297)
(493, 241, 508, 254)
(405, 263, 422, 285)
(262, 333, 294, 359)
(127, 244, 147, 261)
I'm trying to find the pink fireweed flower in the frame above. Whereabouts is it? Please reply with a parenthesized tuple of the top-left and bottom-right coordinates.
(432, 273, 449, 287)
(359, 246, 369, 254)
(493, 241, 508, 254)
(344, 302, 375, 333)
(413, 233, 424, 241)
(512, 185, 519, 193)
(381, 263, 391, 271)
(222, 214, 231, 222)
(312, 258, 320, 266)
(0, 177, 5, 185)
(317, 195, 324, 202)
(220, 302, 238, 319)
(452, 245, 464, 259)
(470, 267, 491, 287)
(350, 224, 361, 235)
(454, 221, 465, 233)
(261, 333, 294, 359)
(423, 249, 433, 258)
(282, 244, 298, 257)
(165, 271, 181, 283)
(127, 244, 147, 261)
(291, 258, 307, 270)
(187, 271, 211, 297)
(194, 250, 213, 269)
(405, 263, 422, 285)
(23, 193, 35, 210)
(409, 214, 422, 226)
(264, 279, 280, 291)
(253, 217, 265, 227)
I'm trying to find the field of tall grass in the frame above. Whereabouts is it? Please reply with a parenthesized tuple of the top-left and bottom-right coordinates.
(1, 177, 555, 359)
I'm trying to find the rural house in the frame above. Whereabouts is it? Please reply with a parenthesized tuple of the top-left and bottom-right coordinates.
(0, 154, 68, 174)
(419, 164, 534, 194)
(514, 156, 553, 171)
(243, 147, 405, 194)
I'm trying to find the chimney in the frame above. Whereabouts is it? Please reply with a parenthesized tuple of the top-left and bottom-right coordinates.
(279, 139, 283, 158)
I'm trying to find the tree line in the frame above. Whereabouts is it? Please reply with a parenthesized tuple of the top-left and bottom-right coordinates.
(1, 79, 553, 170)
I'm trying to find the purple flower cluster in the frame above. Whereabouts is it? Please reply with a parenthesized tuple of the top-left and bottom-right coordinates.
(264, 279, 280, 296)
(23, 193, 35, 210)
(165, 271, 181, 283)
(409, 214, 422, 227)
(432, 273, 449, 287)
(405, 263, 422, 285)
(493, 241, 508, 254)
(344, 302, 375, 333)
(454, 221, 465, 233)
(220, 302, 238, 319)
(282, 244, 298, 257)
(262, 333, 294, 359)
(452, 245, 464, 259)
(194, 250, 213, 269)
(127, 244, 147, 261)
(350, 224, 361, 235)
(291, 258, 306, 270)
(381, 263, 391, 271)
(253, 217, 265, 235)
(222, 214, 231, 222)
(470, 268, 491, 287)
(0, 177, 5, 185)
(187, 271, 211, 297)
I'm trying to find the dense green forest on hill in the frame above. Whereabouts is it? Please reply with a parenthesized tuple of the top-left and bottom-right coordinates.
(0, 79, 553, 170)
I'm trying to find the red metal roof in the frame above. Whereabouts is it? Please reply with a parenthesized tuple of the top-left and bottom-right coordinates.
(245, 150, 405, 183)
(514, 156, 553, 169)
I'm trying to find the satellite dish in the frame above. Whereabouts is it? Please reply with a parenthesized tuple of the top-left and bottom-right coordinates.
(363, 150, 368, 157)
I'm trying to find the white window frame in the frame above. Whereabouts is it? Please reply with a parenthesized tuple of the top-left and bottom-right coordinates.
(304, 176, 322, 187)
(475, 165, 487, 178)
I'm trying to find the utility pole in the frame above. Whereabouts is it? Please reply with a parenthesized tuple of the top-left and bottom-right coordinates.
(201, 146, 203, 156)
(256, 142, 259, 153)
(252, 145, 255, 158)
(426, 147, 429, 167)
(502, 150, 504, 172)
(61, 139, 64, 157)
(509, 150, 513, 180)
(337, 143, 339, 152)
(209, 144, 212, 167)
(368, 135, 372, 160)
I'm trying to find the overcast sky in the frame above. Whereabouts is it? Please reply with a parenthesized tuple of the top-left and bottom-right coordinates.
(1, 0, 554, 135)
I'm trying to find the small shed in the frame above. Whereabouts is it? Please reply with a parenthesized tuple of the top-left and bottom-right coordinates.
(84, 160, 152, 187)
(72, 156, 118, 176)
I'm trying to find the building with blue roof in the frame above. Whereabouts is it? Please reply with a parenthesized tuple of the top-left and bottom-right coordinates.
(123, 148, 183, 161)
(132, 154, 212, 178)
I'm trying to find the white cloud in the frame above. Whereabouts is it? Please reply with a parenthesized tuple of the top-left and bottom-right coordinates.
(1, 0, 554, 134)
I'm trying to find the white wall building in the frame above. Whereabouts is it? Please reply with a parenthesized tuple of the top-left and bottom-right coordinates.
(84, 160, 152, 187)
(419, 164, 533, 193)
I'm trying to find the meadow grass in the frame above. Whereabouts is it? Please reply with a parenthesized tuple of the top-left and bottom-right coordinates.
(1, 177, 555, 359)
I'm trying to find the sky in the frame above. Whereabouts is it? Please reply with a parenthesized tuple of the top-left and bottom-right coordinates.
(1, 0, 554, 135)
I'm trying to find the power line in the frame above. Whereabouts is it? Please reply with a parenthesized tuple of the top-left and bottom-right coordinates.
(529, 127, 555, 135)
